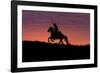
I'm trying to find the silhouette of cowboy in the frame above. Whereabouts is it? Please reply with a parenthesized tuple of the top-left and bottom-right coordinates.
(52, 23, 59, 38)
(53, 23, 59, 32)
(48, 23, 70, 45)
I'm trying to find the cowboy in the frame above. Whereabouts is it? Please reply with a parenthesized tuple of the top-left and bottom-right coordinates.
(53, 23, 59, 32)
(52, 23, 59, 37)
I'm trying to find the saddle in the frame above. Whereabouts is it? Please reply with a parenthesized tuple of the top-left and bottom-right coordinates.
(54, 31, 61, 38)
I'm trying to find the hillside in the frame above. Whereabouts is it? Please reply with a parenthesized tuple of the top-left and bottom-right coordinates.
(22, 41, 90, 62)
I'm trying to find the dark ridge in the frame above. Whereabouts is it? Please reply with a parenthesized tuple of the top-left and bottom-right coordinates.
(22, 41, 90, 62)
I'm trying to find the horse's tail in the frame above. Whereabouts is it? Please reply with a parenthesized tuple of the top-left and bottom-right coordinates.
(64, 35, 70, 45)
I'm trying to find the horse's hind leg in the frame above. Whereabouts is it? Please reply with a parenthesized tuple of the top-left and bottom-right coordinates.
(65, 36, 70, 45)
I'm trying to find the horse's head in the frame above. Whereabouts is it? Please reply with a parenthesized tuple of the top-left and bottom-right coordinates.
(48, 26, 54, 32)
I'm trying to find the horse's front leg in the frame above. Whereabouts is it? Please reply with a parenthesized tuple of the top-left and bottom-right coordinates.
(59, 39, 63, 44)
(51, 39, 54, 42)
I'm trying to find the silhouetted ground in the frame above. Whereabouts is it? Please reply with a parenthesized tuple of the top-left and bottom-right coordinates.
(22, 41, 90, 62)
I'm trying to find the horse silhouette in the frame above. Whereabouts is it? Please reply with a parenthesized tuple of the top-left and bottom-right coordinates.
(48, 26, 70, 45)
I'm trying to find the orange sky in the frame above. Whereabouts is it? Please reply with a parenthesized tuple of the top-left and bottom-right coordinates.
(22, 10, 90, 45)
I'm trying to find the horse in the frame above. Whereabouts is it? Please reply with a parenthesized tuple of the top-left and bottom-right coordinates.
(48, 26, 69, 45)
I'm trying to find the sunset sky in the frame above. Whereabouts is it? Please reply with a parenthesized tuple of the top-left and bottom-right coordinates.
(22, 10, 90, 45)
